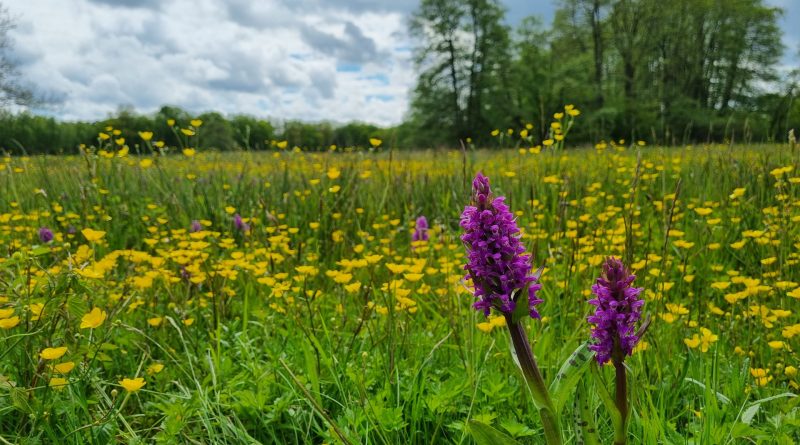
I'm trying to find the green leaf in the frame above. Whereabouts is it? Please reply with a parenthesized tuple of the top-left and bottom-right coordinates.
(575, 379, 601, 445)
(748, 392, 797, 406)
(509, 287, 530, 324)
(730, 421, 764, 439)
(467, 420, 522, 445)
(30, 246, 51, 257)
(510, 267, 544, 324)
(498, 419, 535, 438)
(740, 393, 797, 425)
(10, 387, 32, 414)
(741, 403, 760, 425)
(549, 342, 593, 412)
(66, 296, 88, 321)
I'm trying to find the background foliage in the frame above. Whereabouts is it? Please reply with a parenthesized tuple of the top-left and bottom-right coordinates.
(0, 0, 798, 153)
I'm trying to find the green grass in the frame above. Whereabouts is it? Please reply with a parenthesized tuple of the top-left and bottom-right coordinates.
(0, 143, 798, 444)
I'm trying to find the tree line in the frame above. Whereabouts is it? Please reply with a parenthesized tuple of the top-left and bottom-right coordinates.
(406, 0, 799, 147)
(0, 0, 798, 153)
(0, 106, 392, 154)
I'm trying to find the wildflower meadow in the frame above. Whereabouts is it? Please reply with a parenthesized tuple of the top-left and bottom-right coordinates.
(0, 111, 798, 444)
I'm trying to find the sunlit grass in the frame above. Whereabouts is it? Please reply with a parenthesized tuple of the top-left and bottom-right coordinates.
(0, 139, 798, 443)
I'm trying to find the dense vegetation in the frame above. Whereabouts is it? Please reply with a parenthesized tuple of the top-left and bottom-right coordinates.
(0, 0, 798, 154)
(0, 136, 799, 443)
(408, 0, 794, 146)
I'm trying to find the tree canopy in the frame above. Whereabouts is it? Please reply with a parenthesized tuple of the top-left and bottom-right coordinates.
(405, 0, 796, 147)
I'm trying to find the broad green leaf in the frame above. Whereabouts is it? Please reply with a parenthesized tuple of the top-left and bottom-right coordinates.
(741, 404, 760, 425)
(730, 421, 764, 439)
(748, 392, 797, 406)
(509, 287, 530, 324)
(499, 419, 535, 438)
(741, 393, 796, 425)
(510, 267, 544, 324)
(66, 295, 89, 321)
(549, 341, 593, 412)
(467, 420, 521, 445)
(10, 387, 32, 414)
(30, 246, 51, 257)
(575, 379, 601, 445)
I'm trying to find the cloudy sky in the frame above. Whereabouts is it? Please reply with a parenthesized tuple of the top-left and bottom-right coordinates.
(3, 0, 798, 125)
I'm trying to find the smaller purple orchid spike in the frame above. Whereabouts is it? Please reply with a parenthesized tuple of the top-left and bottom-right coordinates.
(233, 214, 250, 232)
(38, 227, 54, 243)
(412, 216, 429, 242)
(587, 257, 644, 364)
(190, 220, 203, 232)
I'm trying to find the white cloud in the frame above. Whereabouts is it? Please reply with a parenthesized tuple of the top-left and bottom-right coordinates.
(3, 0, 415, 126)
(7, 0, 795, 126)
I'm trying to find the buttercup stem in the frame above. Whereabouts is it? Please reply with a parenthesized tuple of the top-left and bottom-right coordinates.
(506, 316, 562, 445)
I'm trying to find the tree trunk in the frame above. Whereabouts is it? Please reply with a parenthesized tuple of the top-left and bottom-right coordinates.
(446, 36, 462, 138)
(591, 0, 604, 109)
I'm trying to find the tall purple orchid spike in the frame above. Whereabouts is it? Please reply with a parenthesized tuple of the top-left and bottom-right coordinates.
(460, 172, 543, 318)
(460, 172, 561, 444)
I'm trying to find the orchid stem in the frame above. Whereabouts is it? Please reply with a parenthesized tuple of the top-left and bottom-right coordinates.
(506, 316, 562, 445)
(613, 359, 629, 445)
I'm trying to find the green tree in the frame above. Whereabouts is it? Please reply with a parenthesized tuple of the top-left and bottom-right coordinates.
(408, 0, 512, 146)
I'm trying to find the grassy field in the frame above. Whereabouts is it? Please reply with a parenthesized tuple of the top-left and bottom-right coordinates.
(0, 138, 799, 443)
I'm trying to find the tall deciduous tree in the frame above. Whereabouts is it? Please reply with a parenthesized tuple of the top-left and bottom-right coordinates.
(0, 2, 32, 107)
(409, 0, 512, 146)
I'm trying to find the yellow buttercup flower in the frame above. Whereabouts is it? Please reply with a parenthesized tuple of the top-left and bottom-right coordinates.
(694, 207, 712, 216)
(30, 303, 44, 321)
(750, 368, 772, 387)
(729, 187, 746, 199)
(147, 363, 165, 375)
(53, 362, 75, 374)
(119, 377, 146, 392)
(0, 316, 20, 329)
(80, 307, 107, 329)
(81, 228, 106, 242)
(40, 347, 68, 360)
(49, 377, 69, 391)
(684, 328, 718, 352)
